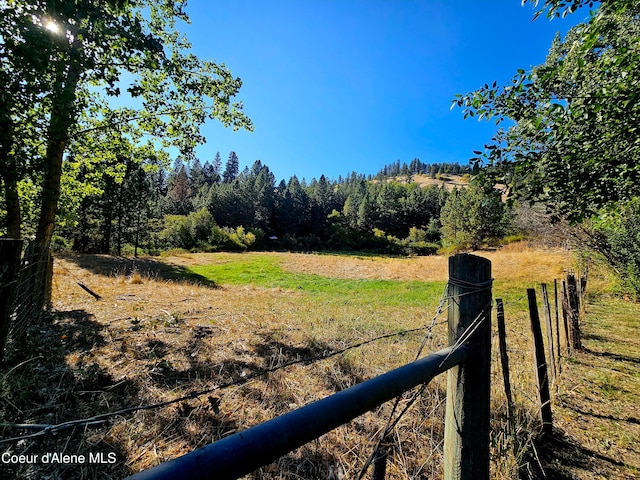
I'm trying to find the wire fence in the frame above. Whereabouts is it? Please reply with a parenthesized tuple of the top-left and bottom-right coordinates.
(0, 318, 450, 446)
(0, 240, 53, 360)
(0, 249, 580, 480)
(0, 255, 466, 479)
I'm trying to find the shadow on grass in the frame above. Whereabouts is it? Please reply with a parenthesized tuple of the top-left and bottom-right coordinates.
(254, 448, 345, 480)
(582, 346, 640, 365)
(57, 253, 219, 288)
(253, 332, 334, 364)
(569, 406, 640, 425)
(149, 330, 340, 392)
(1, 310, 131, 479)
(519, 429, 633, 480)
(2, 308, 244, 478)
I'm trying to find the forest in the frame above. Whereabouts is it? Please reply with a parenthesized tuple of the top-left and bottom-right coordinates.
(51, 154, 510, 256)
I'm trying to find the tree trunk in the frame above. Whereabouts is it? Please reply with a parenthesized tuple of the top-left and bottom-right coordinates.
(116, 179, 125, 256)
(134, 202, 142, 258)
(35, 53, 81, 250)
(36, 67, 79, 248)
(31, 47, 81, 312)
(102, 176, 115, 254)
(0, 110, 21, 238)
(2, 168, 21, 239)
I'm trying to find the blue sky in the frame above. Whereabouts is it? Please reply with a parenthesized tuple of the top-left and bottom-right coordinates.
(180, 0, 589, 183)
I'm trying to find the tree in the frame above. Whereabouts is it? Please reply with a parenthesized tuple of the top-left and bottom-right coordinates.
(1, 0, 253, 311)
(580, 200, 640, 298)
(222, 151, 240, 183)
(166, 164, 192, 216)
(454, 0, 639, 221)
(1, 1, 252, 248)
(440, 184, 505, 249)
(63, 135, 163, 255)
(189, 158, 207, 192)
(205, 151, 223, 184)
(454, 0, 640, 293)
(273, 175, 310, 237)
(250, 162, 276, 232)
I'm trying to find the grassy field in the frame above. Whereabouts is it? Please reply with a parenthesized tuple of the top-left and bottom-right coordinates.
(1, 244, 638, 479)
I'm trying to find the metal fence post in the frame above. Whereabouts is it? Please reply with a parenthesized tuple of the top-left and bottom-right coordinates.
(443, 253, 492, 480)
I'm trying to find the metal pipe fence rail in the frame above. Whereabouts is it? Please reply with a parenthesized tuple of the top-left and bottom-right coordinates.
(127, 253, 492, 480)
(128, 346, 468, 480)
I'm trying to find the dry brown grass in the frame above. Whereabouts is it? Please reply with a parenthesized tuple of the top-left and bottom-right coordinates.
(381, 174, 470, 192)
(3, 244, 637, 479)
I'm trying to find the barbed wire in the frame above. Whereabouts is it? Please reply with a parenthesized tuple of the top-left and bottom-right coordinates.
(0, 319, 449, 446)
(2, 257, 504, 480)
(1, 278, 482, 446)
(357, 274, 493, 479)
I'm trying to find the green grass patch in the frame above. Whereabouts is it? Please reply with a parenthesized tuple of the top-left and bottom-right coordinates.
(185, 255, 445, 307)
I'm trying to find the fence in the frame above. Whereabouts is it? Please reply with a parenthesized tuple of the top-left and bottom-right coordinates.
(0, 247, 589, 478)
(494, 270, 587, 440)
(126, 253, 493, 480)
(0, 238, 53, 362)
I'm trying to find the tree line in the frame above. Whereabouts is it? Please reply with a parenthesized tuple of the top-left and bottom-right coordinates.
(50, 153, 510, 256)
(376, 159, 469, 179)
(4, 0, 639, 299)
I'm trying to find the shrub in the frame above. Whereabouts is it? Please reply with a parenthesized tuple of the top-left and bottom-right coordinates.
(407, 227, 428, 243)
(51, 235, 72, 253)
(584, 200, 640, 299)
(191, 208, 216, 245)
(161, 214, 195, 249)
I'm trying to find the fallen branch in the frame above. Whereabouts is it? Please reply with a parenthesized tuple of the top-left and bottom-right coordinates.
(77, 282, 102, 300)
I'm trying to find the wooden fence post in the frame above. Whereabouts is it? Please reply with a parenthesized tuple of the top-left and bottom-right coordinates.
(540, 283, 557, 387)
(580, 272, 588, 301)
(496, 298, 514, 435)
(527, 289, 553, 435)
(561, 280, 571, 355)
(553, 279, 562, 373)
(0, 238, 23, 362)
(444, 254, 492, 480)
(566, 274, 583, 351)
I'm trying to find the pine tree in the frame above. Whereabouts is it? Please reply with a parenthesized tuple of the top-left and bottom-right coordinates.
(208, 151, 223, 183)
(222, 151, 240, 183)
(166, 165, 192, 215)
(189, 158, 207, 192)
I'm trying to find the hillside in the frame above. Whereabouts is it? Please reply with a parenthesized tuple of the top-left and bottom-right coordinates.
(413, 173, 470, 189)
(381, 173, 471, 191)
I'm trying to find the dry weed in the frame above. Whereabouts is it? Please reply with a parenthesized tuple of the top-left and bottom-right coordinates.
(2, 245, 592, 480)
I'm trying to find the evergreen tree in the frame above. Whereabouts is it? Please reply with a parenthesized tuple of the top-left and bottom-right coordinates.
(357, 192, 377, 230)
(189, 158, 207, 192)
(251, 164, 276, 232)
(273, 175, 310, 236)
(166, 165, 192, 215)
(440, 184, 505, 249)
(222, 151, 240, 183)
(206, 151, 223, 184)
